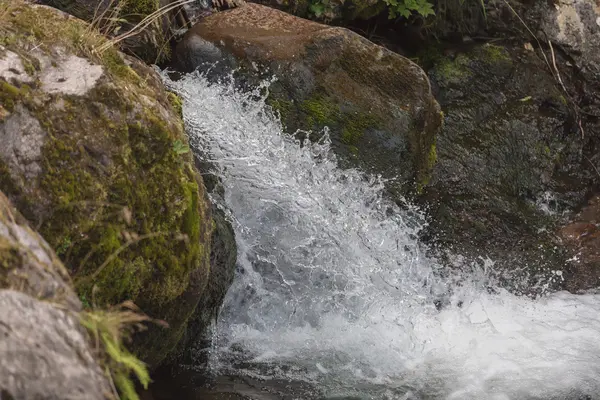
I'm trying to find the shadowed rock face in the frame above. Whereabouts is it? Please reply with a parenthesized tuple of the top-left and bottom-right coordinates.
(0, 191, 111, 400)
(418, 41, 600, 293)
(559, 196, 600, 292)
(174, 3, 442, 197)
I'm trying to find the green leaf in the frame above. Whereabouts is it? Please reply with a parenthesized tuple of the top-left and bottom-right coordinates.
(385, 0, 435, 18)
(309, 2, 325, 16)
(172, 139, 190, 155)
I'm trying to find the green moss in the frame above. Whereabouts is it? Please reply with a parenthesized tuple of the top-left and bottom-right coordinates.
(167, 92, 183, 118)
(479, 44, 511, 63)
(101, 49, 142, 85)
(0, 238, 21, 272)
(416, 44, 444, 70)
(0, 236, 25, 290)
(20, 57, 37, 76)
(276, 93, 382, 154)
(416, 140, 437, 194)
(55, 235, 72, 257)
(0, 81, 20, 112)
(301, 95, 339, 126)
(268, 97, 294, 121)
(120, 0, 159, 17)
(427, 140, 437, 169)
(341, 112, 379, 147)
(436, 54, 472, 83)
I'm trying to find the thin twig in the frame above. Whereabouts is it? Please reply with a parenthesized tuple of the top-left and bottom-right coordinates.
(548, 40, 568, 98)
(503, 0, 586, 138)
(585, 155, 600, 178)
(76, 231, 186, 284)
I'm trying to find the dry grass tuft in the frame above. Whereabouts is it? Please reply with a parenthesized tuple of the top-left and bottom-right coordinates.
(80, 299, 167, 400)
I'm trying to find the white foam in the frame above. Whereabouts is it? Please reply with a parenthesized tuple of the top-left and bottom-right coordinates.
(162, 70, 600, 399)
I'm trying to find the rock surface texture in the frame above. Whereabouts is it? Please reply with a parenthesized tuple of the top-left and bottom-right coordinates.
(0, 191, 111, 400)
(559, 195, 600, 291)
(420, 37, 600, 292)
(0, 1, 222, 368)
(175, 3, 442, 196)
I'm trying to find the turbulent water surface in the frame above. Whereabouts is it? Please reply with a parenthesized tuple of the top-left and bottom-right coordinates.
(162, 70, 600, 400)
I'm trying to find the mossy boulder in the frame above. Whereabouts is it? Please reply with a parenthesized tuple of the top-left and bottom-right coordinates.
(0, 1, 213, 367)
(418, 42, 600, 293)
(0, 190, 111, 399)
(174, 3, 442, 197)
(161, 156, 237, 370)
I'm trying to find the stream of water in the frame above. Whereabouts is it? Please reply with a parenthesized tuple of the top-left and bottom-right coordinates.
(162, 70, 600, 400)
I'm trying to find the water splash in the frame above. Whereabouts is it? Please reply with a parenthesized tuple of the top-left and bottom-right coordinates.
(162, 70, 600, 400)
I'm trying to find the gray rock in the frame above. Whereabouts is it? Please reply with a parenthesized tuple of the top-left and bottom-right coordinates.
(0, 291, 109, 400)
(1, 2, 218, 370)
(538, 0, 600, 82)
(0, 105, 46, 182)
(0, 191, 110, 400)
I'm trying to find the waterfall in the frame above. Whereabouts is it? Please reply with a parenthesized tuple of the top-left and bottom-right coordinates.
(162, 70, 600, 400)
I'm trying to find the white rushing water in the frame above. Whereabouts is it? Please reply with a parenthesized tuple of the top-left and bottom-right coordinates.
(163, 71, 600, 400)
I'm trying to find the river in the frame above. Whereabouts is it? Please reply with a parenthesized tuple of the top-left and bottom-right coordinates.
(159, 70, 600, 400)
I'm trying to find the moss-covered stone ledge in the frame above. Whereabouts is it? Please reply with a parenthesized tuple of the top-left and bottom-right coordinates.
(0, 1, 212, 367)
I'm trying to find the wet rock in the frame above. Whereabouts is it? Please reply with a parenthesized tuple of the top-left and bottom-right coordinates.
(0, 2, 214, 368)
(419, 42, 600, 293)
(174, 3, 442, 196)
(0, 191, 111, 400)
(559, 196, 600, 292)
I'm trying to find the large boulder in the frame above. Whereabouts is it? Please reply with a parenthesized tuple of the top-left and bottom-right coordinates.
(0, 1, 216, 367)
(174, 3, 442, 196)
(419, 42, 600, 293)
(438, 0, 600, 87)
(0, 191, 111, 400)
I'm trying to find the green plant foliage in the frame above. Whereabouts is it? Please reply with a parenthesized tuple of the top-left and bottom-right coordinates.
(308, 0, 435, 19)
(172, 139, 190, 155)
(80, 303, 152, 400)
(309, 0, 326, 16)
(384, 0, 435, 18)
